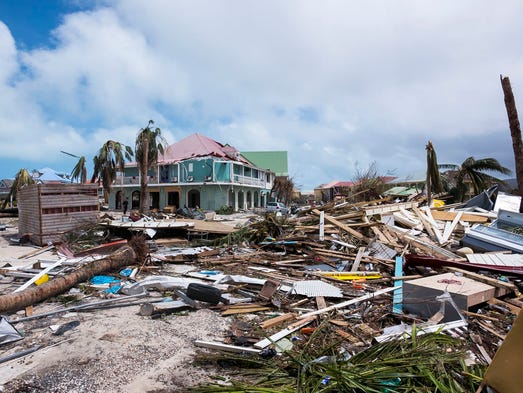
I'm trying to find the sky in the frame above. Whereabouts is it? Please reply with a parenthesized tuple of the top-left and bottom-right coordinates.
(0, 0, 522, 191)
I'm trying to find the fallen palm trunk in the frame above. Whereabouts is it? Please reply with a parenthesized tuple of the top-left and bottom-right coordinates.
(0, 245, 136, 314)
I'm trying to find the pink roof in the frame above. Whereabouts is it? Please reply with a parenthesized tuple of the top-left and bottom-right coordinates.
(159, 133, 251, 164)
(320, 180, 353, 189)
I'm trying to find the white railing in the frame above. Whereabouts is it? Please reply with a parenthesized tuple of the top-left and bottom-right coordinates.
(233, 175, 266, 187)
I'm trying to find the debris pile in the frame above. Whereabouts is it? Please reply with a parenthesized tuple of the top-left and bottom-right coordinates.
(1, 196, 522, 392)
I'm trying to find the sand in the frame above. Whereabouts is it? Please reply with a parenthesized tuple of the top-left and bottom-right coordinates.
(0, 215, 239, 392)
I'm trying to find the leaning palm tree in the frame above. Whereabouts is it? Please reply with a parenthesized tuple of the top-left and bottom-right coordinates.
(2, 168, 35, 208)
(439, 157, 512, 202)
(91, 140, 133, 202)
(70, 155, 87, 184)
(135, 120, 166, 213)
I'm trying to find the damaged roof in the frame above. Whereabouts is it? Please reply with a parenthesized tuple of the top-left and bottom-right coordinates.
(159, 133, 252, 165)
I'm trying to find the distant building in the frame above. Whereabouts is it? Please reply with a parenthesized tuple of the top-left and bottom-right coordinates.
(112, 133, 276, 212)
(32, 167, 72, 184)
(240, 151, 288, 177)
(0, 179, 14, 206)
(314, 180, 353, 202)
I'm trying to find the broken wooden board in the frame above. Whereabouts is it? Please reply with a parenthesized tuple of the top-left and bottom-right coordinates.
(194, 340, 261, 355)
(483, 308, 523, 393)
(254, 317, 315, 349)
(298, 286, 399, 319)
(312, 209, 368, 241)
(430, 210, 489, 223)
(350, 247, 367, 272)
(259, 313, 296, 330)
(221, 305, 271, 316)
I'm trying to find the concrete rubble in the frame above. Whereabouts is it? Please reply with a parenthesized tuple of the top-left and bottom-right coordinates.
(1, 197, 522, 392)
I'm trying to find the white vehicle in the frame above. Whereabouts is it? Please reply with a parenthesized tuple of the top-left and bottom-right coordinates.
(265, 202, 289, 215)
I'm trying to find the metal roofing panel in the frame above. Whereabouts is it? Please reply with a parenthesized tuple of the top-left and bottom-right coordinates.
(290, 280, 343, 298)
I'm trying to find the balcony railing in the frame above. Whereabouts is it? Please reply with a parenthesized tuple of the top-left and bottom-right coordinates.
(233, 175, 266, 187)
(117, 174, 266, 187)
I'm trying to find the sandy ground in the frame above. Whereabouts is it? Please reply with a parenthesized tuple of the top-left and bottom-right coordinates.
(0, 214, 251, 392)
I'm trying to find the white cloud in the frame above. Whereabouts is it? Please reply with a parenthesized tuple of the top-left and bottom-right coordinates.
(1, 1, 523, 187)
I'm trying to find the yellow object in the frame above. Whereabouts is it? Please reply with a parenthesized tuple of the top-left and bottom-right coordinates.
(431, 199, 445, 208)
(318, 272, 382, 281)
(35, 274, 49, 286)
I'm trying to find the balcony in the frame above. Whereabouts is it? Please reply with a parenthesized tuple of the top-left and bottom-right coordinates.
(233, 175, 265, 187)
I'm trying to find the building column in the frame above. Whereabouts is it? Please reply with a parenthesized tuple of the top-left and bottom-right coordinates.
(234, 190, 239, 212)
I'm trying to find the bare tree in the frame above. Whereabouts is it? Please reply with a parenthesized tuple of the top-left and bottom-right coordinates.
(350, 161, 385, 202)
(271, 177, 295, 205)
(500, 75, 523, 212)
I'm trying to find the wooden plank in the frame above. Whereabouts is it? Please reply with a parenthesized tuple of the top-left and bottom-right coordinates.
(430, 210, 489, 223)
(254, 317, 314, 349)
(315, 296, 327, 310)
(329, 319, 350, 327)
(488, 298, 521, 315)
(350, 247, 366, 272)
(441, 211, 463, 242)
(221, 306, 271, 315)
(312, 209, 367, 241)
(298, 286, 399, 319)
(393, 256, 403, 314)
(363, 201, 418, 216)
(259, 313, 296, 330)
(445, 267, 517, 294)
(477, 320, 507, 340)
(194, 340, 261, 355)
(14, 260, 62, 293)
(414, 207, 445, 243)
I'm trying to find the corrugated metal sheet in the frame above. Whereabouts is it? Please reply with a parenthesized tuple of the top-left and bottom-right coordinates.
(290, 280, 343, 298)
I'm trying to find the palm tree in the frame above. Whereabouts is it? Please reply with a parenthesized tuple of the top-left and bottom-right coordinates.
(135, 120, 166, 213)
(2, 169, 35, 208)
(91, 140, 133, 203)
(500, 75, 523, 212)
(70, 156, 87, 184)
(439, 157, 512, 202)
(425, 141, 443, 207)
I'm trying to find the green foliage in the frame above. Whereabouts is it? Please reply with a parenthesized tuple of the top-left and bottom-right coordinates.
(135, 119, 166, 212)
(440, 156, 512, 202)
(2, 168, 35, 208)
(212, 215, 293, 246)
(189, 330, 485, 393)
(216, 205, 235, 215)
(91, 140, 133, 192)
(70, 155, 87, 183)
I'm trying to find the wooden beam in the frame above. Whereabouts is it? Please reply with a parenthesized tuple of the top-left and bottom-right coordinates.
(312, 209, 367, 241)
(259, 313, 296, 330)
(350, 247, 366, 272)
(194, 340, 261, 355)
(298, 286, 399, 319)
(430, 210, 489, 223)
(445, 267, 517, 295)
